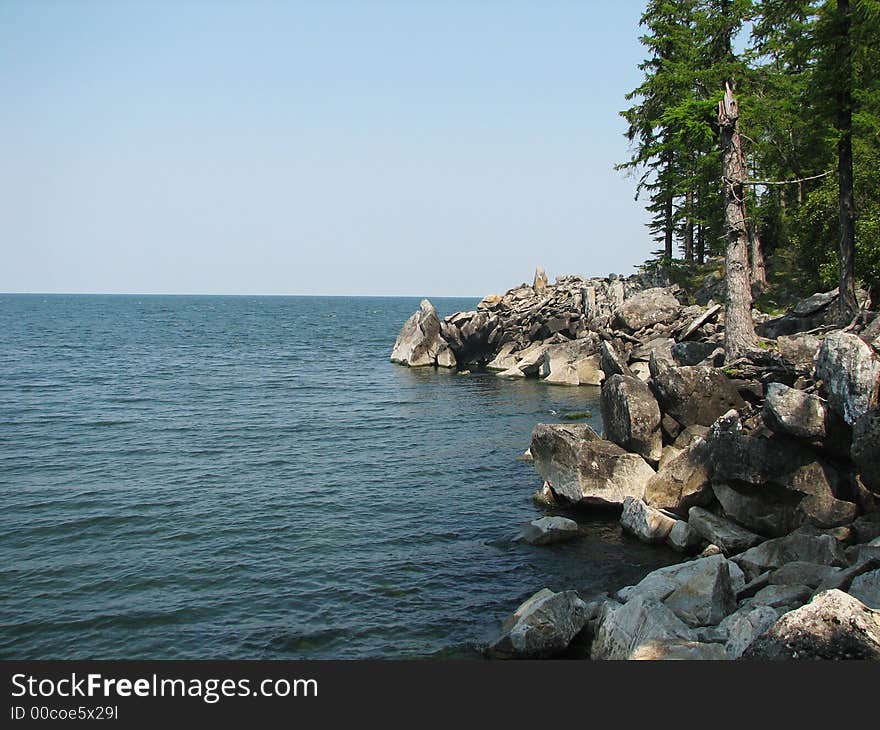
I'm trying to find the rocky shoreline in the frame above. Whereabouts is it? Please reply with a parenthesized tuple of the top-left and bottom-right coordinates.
(390, 268, 880, 660)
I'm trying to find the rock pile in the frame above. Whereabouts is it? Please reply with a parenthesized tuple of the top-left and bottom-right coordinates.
(390, 268, 880, 659)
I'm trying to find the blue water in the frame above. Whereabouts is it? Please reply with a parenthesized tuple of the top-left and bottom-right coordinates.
(0, 294, 679, 659)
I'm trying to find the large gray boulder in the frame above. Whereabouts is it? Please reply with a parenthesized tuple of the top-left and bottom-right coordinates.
(663, 555, 738, 627)
(612, 288, 682, 333)
(620, 496, 676, 544)
(852, 407, 880, 492)
(540, 339, 603, 386)
(849, 569, 880, 609)
(488, 588, 591, 659)
(776, 333, 822, 370)
(815, 331, 880, 425)
(514, 516, 580, 545)
(721, 605, 781, 659)
(644, 434, 713, 514)
(688, 506, 763, 556)
(600, 340, 634, 378)
(742, 589, 880, 660)
(530, 424, 655, 508)
(650, 365, 746, 428)
(617, 553, 746, 606)
(390, 299, 456, 367)
(732, 528, 848, 581)
(762, 382, 840, 442)
(601, 374, 663, 463)
(590, 596, 694, 660)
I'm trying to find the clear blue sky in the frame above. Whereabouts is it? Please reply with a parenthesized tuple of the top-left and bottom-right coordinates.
(1, 0, 654, 296)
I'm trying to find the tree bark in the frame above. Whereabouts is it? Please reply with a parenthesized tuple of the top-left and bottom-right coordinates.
(836, 0, 858, 321)
(697, 222, 705, 265)
(684, 187, 694, 263)
(749, 222, 767, 291)
(718, 83, 758, 361)
(664, 154, 674, 262)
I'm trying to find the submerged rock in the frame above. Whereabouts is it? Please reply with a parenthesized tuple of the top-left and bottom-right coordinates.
(514, 516, 579, 545)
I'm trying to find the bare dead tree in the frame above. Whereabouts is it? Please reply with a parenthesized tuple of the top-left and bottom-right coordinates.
(718, 83, 759, 361)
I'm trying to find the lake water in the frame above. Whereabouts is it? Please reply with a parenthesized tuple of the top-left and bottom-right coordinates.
(0, 294, 679, 659)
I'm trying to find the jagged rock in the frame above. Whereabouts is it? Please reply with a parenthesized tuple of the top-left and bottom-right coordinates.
(612, 288, 682, 333)
(688, 506, 763, 556)
(722, 605, 780, 659)
(530, 423, 655, 508)
(671, 341, 718, 366)
(540, 340, 603, 386)
(732, 528, 848, 581)
(533, 267, 549, 294)
(478, 294, 503, 310)
(488, 588, 591, 658)
(630, 640, 728, 660)
(486, 342, 519, 371)
(663, 555, 738, 627)
(601, 374, 662, 463)
(631, 337, 675, 364)
(742, 589, 880, 660)
(768, 561, 841, 589)
(631, 361, 651, 382)
(620, 496, 676, 543)
(650, 365, 746, 428)
(515, 342, 551, 376)
(762, 383, 832, 440)
(815, 331, 880, 425)
(600, 340, 634, 378)
(390, 299, 455, 367)
(776, 333, 822, 369)
(514, 516, 580, 545)
(849, 569, 880, 609)
(794, 288, 839, 316)
(590, 596, 694, 660)
(617, 553, 746, 605)
(748, 583, 813, 610)
(852, 407, 880, 492)
(667, 520, 702, 553)
(678, 303, 722, 342)
(706, 426, 858, 533)
(644, 434, 713, 514)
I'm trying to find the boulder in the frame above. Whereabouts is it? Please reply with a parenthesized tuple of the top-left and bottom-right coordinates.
(671, 341, 718, 367)
(794, 288, 838, 316)
(515, 342, 550, 376)
(742, 589, 880, 660)
(599, 340, 634, 378)
(601, 374, 662, 463)
(390, 299, 456, 367)
(631, 337, 675, 364)
(762, 383, 837, 442)
(644, 435, 713, 514)
(617, 553, 746, 605)
(663, 555, 738, 627)
(814, 331, 880, 425)
(667, 520, 703, 553)
(620, 497, 676, 544)
(530, 423, 655, 508)
(722, 605, 780, 659)
(487, 588, 591, 659)
(849, 569, 880, 609)
(630, 640, 728, 660)
(688, 506, 763, 556)
(613, 288, 682, 333)
(540, 341, 604, 386)
(486, 342, 519, 372)
(590, 596, 694, 660)
(776, 333, 822, 370)
(852, 407, 880, 492)
(768, 561, 841, 589)
(677, 303, 722, 342)
(732, 528, 848, 581)
(514, 516, 580, 545)
(748, 583, 813, 610)
(533, 267, 549, 294)
(650, 366, 746, 428)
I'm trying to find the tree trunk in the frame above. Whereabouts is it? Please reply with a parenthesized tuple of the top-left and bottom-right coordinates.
(718, 83, 758, 361)
(749, 222, 767, 291)
(836, 0, 858, 321)
(684, 187, 694, 263)
(697, 222, 705, 265)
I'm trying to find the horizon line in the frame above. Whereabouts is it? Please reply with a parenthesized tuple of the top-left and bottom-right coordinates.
(0, 291, 486, 299)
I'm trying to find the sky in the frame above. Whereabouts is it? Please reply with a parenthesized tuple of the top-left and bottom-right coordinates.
(0, 0, 655, 297)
